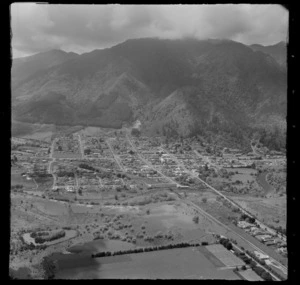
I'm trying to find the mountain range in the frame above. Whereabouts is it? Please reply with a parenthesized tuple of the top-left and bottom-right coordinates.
(11, 38, 287, 150)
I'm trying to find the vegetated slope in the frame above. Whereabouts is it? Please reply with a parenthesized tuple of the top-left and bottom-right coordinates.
(11, 38, 287, 150)
(11, 49, 78, 90)
(249, 41, 287, 68)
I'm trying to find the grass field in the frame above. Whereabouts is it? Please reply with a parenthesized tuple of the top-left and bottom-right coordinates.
(237, 269, 263, 281)
(52, 247, 241, 279)
(67, 239, 135, 254)
(12, 120, 55, 141)
(52, 152, 82, 159)
(11, 167, 37, 189)
(205, 244, 245, 267)
(23, 230, 77, 246)
(230, 195, 286, 229)
(34, 200, 69, 216)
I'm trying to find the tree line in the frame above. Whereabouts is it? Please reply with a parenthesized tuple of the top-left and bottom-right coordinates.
(30, 230, 66, 244)
(245, 250, 286, 281)
(219, 238, 279, 281)
(92, 241, 209, 258)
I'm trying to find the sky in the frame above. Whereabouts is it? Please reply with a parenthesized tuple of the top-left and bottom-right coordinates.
(10, 4, 288, 58)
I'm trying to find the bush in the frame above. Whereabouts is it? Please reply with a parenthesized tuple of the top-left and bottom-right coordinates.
(34, 230, 66, 244)
(253, 266, 264, 275)
(226, 242, 233, 250)
(193, 216, 199, 224)
(249, 260, 257, 268)
(261, 272, 273, 281)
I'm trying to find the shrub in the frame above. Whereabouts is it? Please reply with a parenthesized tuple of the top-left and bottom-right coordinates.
(261, 272, 273, 281)
(226, 242, 233, 250)
(193, 216, 199, 224)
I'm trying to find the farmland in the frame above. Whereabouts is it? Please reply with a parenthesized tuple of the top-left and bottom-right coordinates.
(50, 247, 241, 279)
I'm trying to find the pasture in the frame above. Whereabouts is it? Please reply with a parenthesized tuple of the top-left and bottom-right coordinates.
(11, 167, 37, 189)
(238, 269, 263, 281)
(52, 247, 241, 279)
(205, 244, 245, 267)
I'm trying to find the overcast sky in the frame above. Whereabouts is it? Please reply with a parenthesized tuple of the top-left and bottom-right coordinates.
(11, 4, 288, 58)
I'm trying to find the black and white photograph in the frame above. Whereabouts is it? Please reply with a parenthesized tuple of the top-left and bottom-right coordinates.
(10, 3, 288, 280)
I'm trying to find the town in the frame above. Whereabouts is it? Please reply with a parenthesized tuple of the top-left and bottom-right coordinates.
(10, 124, 287, 280)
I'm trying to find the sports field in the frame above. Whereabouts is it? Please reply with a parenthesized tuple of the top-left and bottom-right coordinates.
(53, 247, 241, 279)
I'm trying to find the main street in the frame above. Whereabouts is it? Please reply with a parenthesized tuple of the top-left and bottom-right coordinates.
(126, 133, 181, 187)
(193, 149, 221, 171)
(48, 138, 57, 189)
(76, 133, 85, 159)
(106, 138, 125, 171)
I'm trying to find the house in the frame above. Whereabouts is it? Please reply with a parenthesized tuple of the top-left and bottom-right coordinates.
(252, 229, 266, 236)
(264, 240, 276, 246)
(254, 251, 269, 260)
(277, 247, 287, 255)
(237, 221, 253, 229)
(255, 234, 273, 242)
(249, 226, 259, 232)
(66, 186, 75, 192)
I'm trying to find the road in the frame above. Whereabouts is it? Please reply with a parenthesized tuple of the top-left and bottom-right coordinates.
(106, 138, 125, 171)
(155, 146, 287, 274)
(161, 146, 285, 242)
(44, 132, 286, 275)
(171, 190, 285, 279)
(48, 138, 57, 189)
(193, 149, 221, 171)
(76, 133, 85, 159)
(126, 134, 181, 187)
(188, 199, 286, 276)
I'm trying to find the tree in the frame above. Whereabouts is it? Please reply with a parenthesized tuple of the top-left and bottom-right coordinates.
(131, 128, 140, 137)
(202, 197, 207, 203)
(226, 242, 233, 250)
(261, 272, 273, 281)
(193, 216, 199, 224)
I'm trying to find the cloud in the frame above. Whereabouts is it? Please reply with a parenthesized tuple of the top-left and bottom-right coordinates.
(10, 4, 288, 58)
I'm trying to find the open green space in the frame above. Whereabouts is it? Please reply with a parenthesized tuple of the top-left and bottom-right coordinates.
(51, 247, 241, 279)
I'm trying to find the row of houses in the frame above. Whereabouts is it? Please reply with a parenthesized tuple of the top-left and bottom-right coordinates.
(237, 221, 287, 249)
